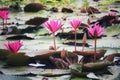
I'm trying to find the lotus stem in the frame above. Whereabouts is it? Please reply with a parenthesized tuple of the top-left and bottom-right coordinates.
(2, 19, 7, 29)
(5, 19, 7, 29)
(53, 33, 56, 51)
(94, 36, 97, 62)
(3, 19, 5, 29)
(61, 28, 63, 33)
(65, 57, 71, 65)
(82, 44, 85, 52)
(74, 30, 77, 51)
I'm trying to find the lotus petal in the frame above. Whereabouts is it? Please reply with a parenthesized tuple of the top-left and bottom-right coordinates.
(0, 10, 9, 19)
(70, 19, 82, 30)
(88, 24, 104, 37)
(4, 40, 22, 53)
(44, 20, 63, 33)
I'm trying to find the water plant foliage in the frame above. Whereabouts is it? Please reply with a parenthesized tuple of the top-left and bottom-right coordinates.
(98, 0, 119, 6)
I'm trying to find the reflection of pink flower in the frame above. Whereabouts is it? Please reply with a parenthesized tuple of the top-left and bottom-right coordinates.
(0, 10, 9, 20)
(70, 19, 82, 30)
(109, 12, 115, 16)
(44, 20, 63, 33)
(4, 40, 23, 53)
(88, 24, 104, 37)
(44, 20, 63, 50)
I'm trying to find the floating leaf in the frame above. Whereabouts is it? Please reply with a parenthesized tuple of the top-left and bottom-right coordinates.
(83, 61, 112, 71)
(0, 74, 31, 80)
(40, 69, 70, 77)
(113, 73, 120, 80)
(69, 64, 82, 73)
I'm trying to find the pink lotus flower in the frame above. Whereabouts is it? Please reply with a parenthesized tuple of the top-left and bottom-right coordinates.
(0, 10, 9, 29)
(88, 24, 104, 37)
(70, 19, 82, 51)
(44, 20, 63, 33)
(70, 19, 82, 30)
(0, 10, 9, 20)
(88, 24, 104, 61)
(4, 40, 23, 53)
(109, 12, 115, 16)
(44, 20, 63, 50)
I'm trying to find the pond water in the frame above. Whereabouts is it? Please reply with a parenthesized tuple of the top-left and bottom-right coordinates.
(0, 8, 120, 54)
(0, 0, 120, 80)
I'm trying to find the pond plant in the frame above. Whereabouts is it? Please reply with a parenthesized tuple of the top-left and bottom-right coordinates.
(4, 40, 23, 53)
(109, 12, 115, 16)
(70, 19, 82, 51)
(82, 0, 90, 8)
(81, 0, 90, 13)
(0, 1, 119, 80)
(44, 20, 63, 51)
(3, 40, 30, 66)
(108, 12, 117, 26)
(98, 0, 119, 6)
(39, 0, 76, 7)
(6, 53, 29, 66)
(87, 24, 104, 61)
(49, 49, 78, 69)
(0, 0, 25, 6)
(0, 10, 9, 29)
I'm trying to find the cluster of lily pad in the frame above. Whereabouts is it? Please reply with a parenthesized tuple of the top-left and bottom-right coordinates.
(42, 14, 120, 78)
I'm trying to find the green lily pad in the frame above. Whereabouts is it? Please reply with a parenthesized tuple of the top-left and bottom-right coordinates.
(71, 77, 89, 80)
(83, 61, 112, 71)
(0, 66, 43, 76)
(69, 64, 88, 77)
(69, 64, 82, 73)
(40, 69, 71, 77)
(0, 61, 6, 67)
(113, 73, 120, 80)
(0, 74, 31, 80)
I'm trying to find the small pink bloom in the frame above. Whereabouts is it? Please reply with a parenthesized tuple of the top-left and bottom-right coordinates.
(70, 19, 82, 51)
(88, 24, 104, 62)
(88, 24, 104, 37)
(44, 20, 63, 50)
(0, 10, 9, 20)
(4, 40, 23, 53)
(70, 19, 82, 30)
(44, 20, 63, 33)
(109, 12, 115, 16)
